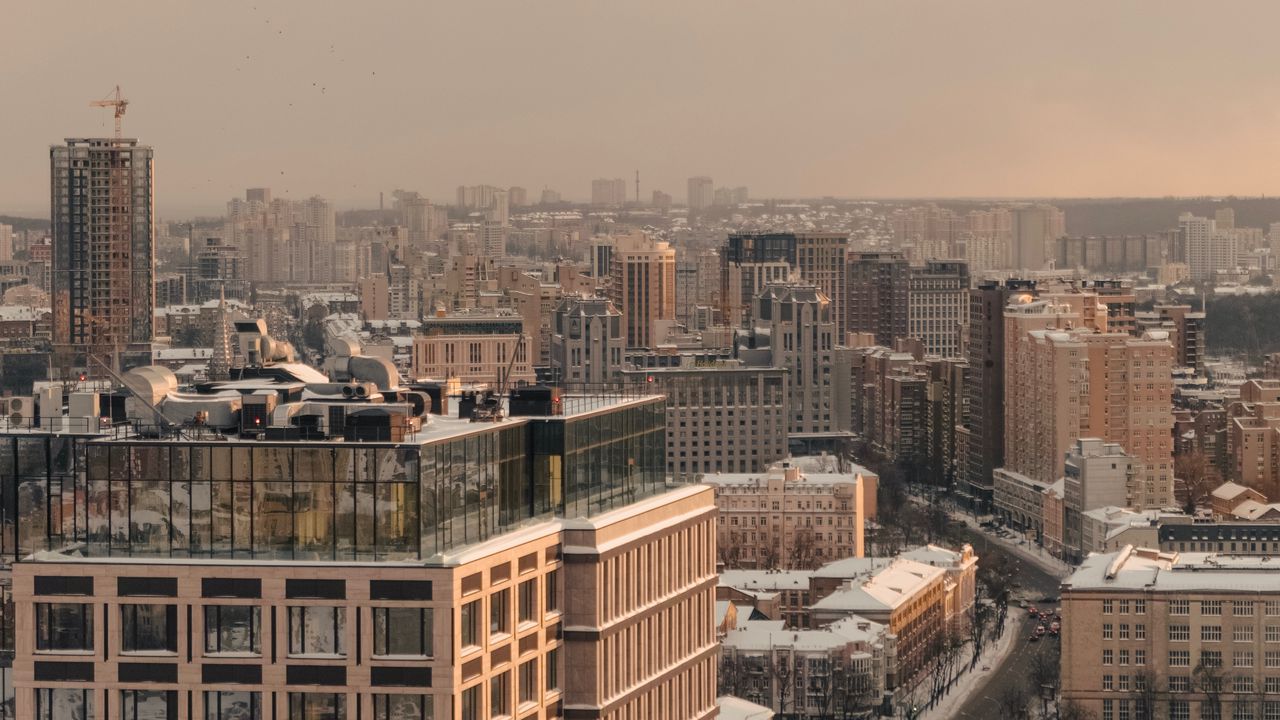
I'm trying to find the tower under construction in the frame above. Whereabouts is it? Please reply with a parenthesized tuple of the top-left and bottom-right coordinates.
(50, 137, 155, 376)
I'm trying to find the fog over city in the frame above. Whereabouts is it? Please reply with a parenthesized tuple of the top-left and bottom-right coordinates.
(7, 1, 1280, 215)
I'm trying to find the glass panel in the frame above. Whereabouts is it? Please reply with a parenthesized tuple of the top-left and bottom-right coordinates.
(35, 603, 92, 651)
(120, 604, 175, 653)
(373, 607, 430, 657)
(288, 693, 345, 720)
(120, 689, 176, 720)
(205, 691, 261, 720)
(205, 605, 261, 654)
(374, 694, 430, 720)
(288, 606, 345, 656)
(36, 688, 92, 720)
(257, 481, 295, 559)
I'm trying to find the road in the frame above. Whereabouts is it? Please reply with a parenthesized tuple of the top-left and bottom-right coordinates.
(953, 524, 1063, 719)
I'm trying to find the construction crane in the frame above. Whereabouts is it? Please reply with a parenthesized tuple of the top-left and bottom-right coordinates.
(90, 85, 129, 138)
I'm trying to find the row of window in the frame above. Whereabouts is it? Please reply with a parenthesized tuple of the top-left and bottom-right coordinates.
(1103, 697, 1280, 720)
(37, 603, 436, 658)
(36, 689, 435, 720)
(1166, 624, 1280, 643)
(1164, 649, 1280, 668)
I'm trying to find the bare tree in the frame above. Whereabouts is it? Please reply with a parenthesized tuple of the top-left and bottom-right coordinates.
(1134, 669, 1161, 720)
(998, 683, 1031, 720)
(1194, 662, 1226, 720)
(1175, 451, 1214, 514)
(1057, 700, 1098, 720)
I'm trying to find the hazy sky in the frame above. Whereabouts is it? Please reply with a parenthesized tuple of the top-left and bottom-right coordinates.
(6, 1, 1280, 217)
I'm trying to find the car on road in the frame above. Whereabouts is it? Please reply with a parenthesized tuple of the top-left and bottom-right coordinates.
(1027, 606, 1039, 616)
(1035, 625, 1046, 637)
(1028, 633, 1040, 642)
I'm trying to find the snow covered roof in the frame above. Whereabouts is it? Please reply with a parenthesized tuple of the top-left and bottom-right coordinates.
(1212, 481, 1256, 501)
(716, 696, 775, 720)
(721, 615, 885, 654)
(0, 305, 45, 321)
(810, 558, 945, 614)
(1064, 546, 1280, 593)
(718, 569, 813, 593)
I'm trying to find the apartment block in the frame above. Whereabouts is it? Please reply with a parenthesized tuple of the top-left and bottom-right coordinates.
(410, 312, 534, 385)
(1, 322, 718, 720)
(1061, 547, 1280, 720)
(606, 232, 676, 349)
(703, 458, 872, 570)
(549, 296, 624, 385)
(620, 364, 787, 478)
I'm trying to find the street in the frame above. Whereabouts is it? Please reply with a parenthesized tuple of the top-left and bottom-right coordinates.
(953, 524, 1063, 719)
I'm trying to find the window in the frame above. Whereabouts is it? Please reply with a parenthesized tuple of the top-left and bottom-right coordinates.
(1118, 675, 1131, 691)
(518, 580, 537, 625)
(373, 694, 431, 720)
(545, 570, 560, 614)
(1269, 626, 1280, 643)
(288, 606, 346, 656)
(460, 686, 480, 720)
(1119, 599, 1130, 614)
(1237, 675, 1258, 694)
(205, 605, 260, 655)
(1102, 674, 1114, 691)
(1269, 651, 1280, 668)
(121, 690, 177, 720)
(491, 671, 510, 717)
(1133, 599, 1146, 614)
(1204, 625, 1223, 642)
(1170, 650, 1191, 667)
(546, 647, 560, 692)
(1102, 649, 1113, 666)
(206, 691, 261, 720)
(1102, 699, 1114, 720)
(1172, 599, 1190, 615)
(519, 660, 538, 705)
(1238, 651, 1257, 668)
(1203, 600, 1223, 616)
(36, 689, 92, 720)
(1236, 601, 1256, 617)
(289, 693, 345, 720)
(1135, 649, 1146, 666)
(461, 601, 481, 648)
(490, 590, 510, 636)
(1201, 650, 1223, 667)
(373, 608, 431, 657)
(1170, 625, 1191, 641)
(121, 604, 176, 653)
(1268, 601, 1280, 617)
(35, 603, 93, 652)
(1103, 600, 1113, 614)
(1170, 675, 1191, 692)
(1119, 624, 1130, 640)
(1135, 623, 1146, 640)
(1237, 626, 1257, 643)
(1170, 700, 1189, 720)
(1265, 702, 1280, 720)
(1269, 677, 1280, 694)
(1103, 623, 1114, 640)
(1119, 649, 1130, 666)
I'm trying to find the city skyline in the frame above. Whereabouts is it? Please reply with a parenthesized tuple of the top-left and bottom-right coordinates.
(8, 2, 1280, 216)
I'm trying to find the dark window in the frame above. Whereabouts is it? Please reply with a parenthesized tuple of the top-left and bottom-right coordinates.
(372, 607, 431, 657)
(491, 670, 510, 715)
(518, 580, 537, 625)
(35, 603, 92, 651)
(544, 570, 560, 614)
(120, 689, 177, 720)
(205, 691, 261, 720)
(460, 686, 480, 720)
(205, 605, 261, 655)
(35, 688, 92, 720)
(519, 659, 538, 704)
(461, 600, 480, 648)
(373, 694, 431, 720)
(288, 692, 345, 720)
(120, 604, 176, 653)
(489, 590, 509, 635)
(546, 647, 560, 692)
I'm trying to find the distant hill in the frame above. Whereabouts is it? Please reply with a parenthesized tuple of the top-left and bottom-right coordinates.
(0, 215, 48, 233)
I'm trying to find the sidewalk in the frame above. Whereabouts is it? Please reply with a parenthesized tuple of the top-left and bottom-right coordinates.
(918, 613, 1019, 720)
(950, 509, 1074, 580)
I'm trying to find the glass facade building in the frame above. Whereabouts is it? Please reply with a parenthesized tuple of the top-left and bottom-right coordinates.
(0, 396, 668, 719)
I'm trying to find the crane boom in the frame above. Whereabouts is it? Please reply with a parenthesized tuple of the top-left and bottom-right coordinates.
(89, 85, 128, 138)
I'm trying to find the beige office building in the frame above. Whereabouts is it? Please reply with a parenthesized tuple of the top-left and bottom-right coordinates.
(1061, 547, 1280, 720)
(606, 232, 676, 349)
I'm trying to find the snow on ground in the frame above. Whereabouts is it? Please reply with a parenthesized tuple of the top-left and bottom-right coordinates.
(919, 613, 1020, 720)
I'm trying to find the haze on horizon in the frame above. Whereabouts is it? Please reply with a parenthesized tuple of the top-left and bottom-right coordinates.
(5, 0, 1280, 218)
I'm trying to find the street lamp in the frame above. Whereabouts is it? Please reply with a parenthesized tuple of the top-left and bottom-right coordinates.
(1040, 683, 1057, 719)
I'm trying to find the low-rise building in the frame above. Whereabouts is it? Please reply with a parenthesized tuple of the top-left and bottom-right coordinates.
(1061, 547, 1280, 720)
(705, 458, 871, 570)
(993, 467, 1052, 541)
(719, 616, 889, 719)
